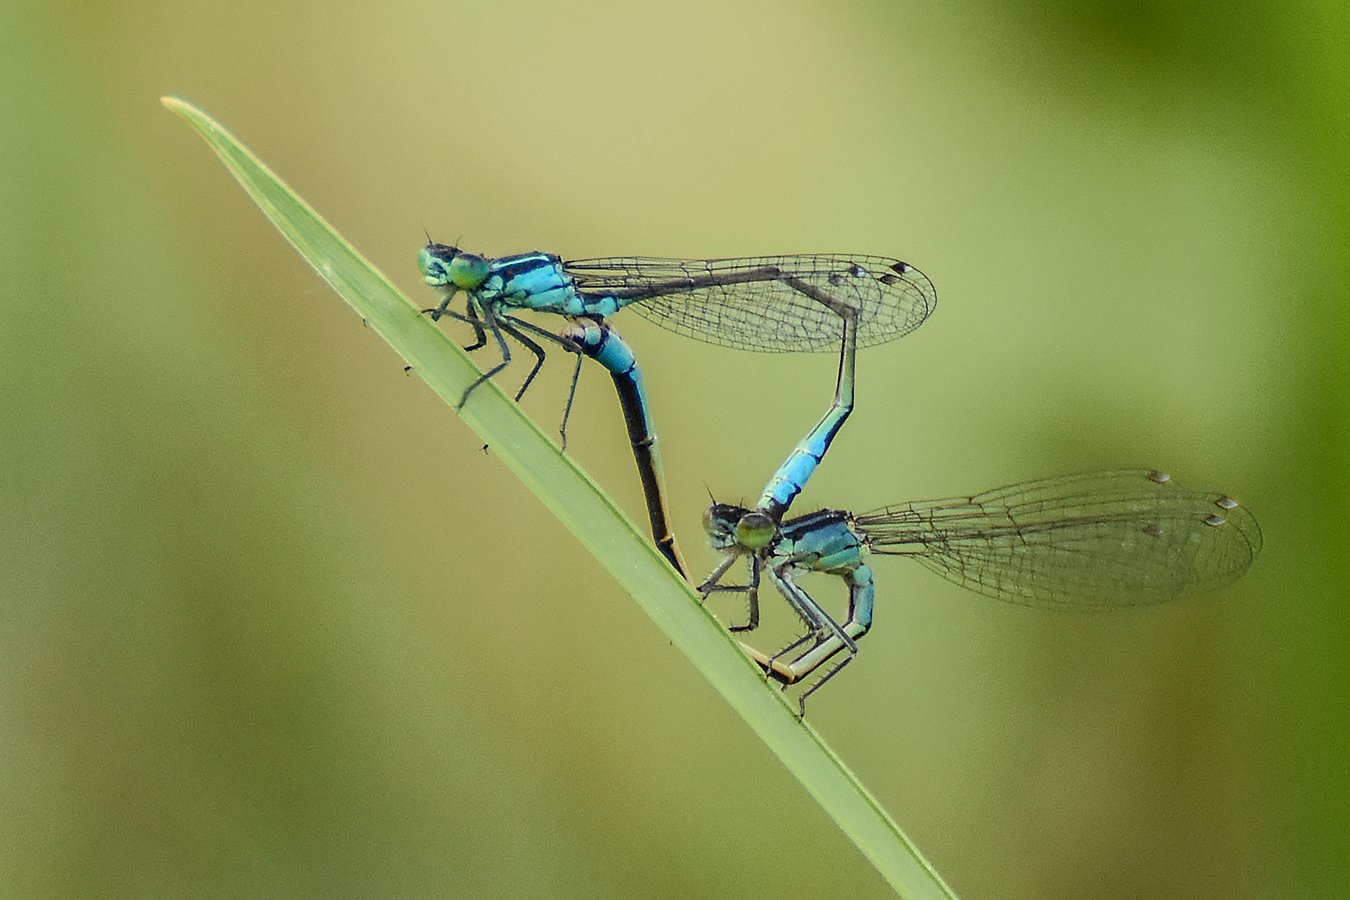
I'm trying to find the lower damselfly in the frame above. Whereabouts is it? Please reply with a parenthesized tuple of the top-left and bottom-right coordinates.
(701, 469, 1263, 715)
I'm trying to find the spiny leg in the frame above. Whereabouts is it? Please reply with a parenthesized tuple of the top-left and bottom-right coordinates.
(419, 299, 511, 413)
(459, 300, 488, 351)
(728, 555, 762, 633)
(760, 564, 874, 716)
(420, 303, 490, 353)
(495, 317, 548, 402)
(698, 555, 762, 632)
(742, 564, 858, 710)
(558, 351, 582, 451)
(455, 303, 514, 410)
(697, 553, 742, 595)
(425, 302, 588, 444)
(421, 287, 488, 351)
(761, 633, 816, 670)
(793, 657, 854, 717)
(421, 286, 458, 321)
(455, 314, 572, 452)
(495, 314, 587, 450)
(768, 564, 857, 658)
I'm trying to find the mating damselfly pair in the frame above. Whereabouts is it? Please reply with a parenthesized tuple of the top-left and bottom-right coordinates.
(417, 241, 1262, 715)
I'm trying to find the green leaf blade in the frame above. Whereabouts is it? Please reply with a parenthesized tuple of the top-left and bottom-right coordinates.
(162, 94, 958, 899)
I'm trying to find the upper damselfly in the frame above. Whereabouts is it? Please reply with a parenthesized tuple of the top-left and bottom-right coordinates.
(418, 246, 938, 577)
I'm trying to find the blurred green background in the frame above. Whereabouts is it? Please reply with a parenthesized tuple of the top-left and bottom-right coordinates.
(4, 1, 1347, 897)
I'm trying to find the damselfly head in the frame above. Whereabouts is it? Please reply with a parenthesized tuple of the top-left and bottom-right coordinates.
(417, 243, 457, 286)
(417, 243, 489, 291)
(703, 503, 750, 551)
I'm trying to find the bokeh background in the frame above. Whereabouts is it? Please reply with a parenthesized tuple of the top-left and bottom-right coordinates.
(5, 1, 1347, 897)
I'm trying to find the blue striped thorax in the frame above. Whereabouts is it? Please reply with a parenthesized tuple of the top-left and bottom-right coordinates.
(490, 252, 578, 313)
(418, 243, 617, 318)
(777, 510, 866, 574)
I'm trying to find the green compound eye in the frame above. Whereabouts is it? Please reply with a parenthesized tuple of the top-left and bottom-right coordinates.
(446, 252, 489, 290)
(735, 511, 776, 550)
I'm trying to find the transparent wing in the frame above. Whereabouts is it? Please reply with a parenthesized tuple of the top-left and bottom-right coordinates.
(563, 254, 936, 352)
(853, 470, 1262, 609)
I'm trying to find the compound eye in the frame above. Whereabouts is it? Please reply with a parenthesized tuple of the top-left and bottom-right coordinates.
(447, 252, 489, 290)
(735, 512, 775, 550)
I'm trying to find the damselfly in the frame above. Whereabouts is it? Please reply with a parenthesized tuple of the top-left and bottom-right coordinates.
(701, 469, 1263, 715)
(418, 246, 938, 577)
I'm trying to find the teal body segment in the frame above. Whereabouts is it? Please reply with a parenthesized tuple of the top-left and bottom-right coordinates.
(702, 469, 1263, 715)
(418, 243, 938, 580)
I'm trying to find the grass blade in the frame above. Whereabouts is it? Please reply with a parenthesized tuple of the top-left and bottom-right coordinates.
(162, 95, 958, 899)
